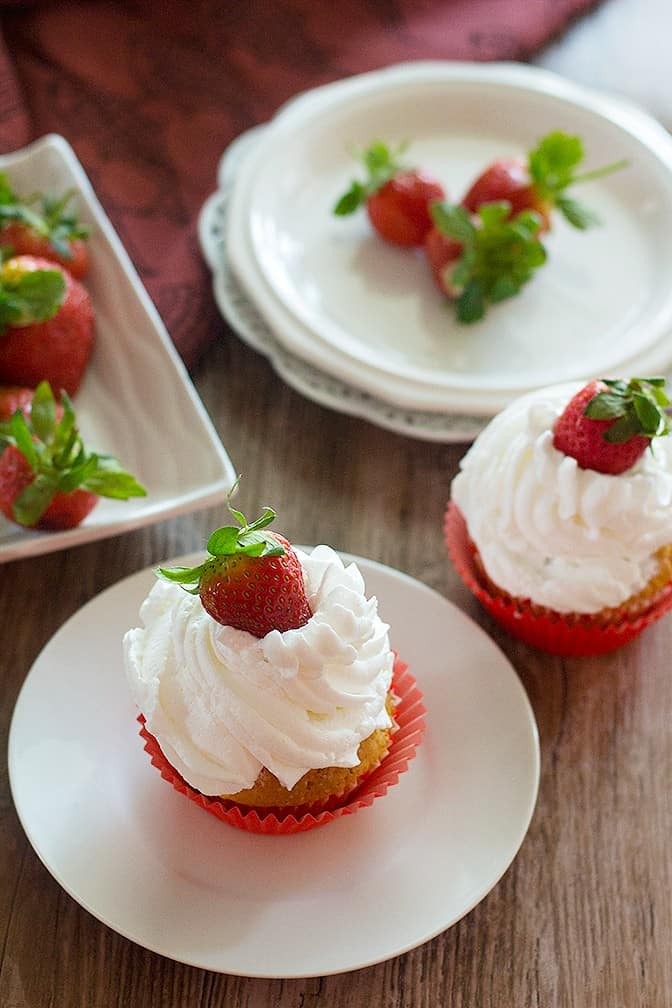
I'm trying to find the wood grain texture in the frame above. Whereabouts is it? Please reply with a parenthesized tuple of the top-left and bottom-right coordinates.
(1, 330, 671, 1007)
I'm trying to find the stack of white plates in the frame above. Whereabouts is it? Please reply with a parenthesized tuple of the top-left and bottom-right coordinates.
(199, 61, 672, 442)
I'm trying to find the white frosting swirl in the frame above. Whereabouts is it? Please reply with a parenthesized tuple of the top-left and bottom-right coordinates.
(124, 545, 393, 795)
(452, 383, 672, 613)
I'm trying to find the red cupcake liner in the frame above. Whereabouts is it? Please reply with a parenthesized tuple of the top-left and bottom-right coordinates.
(445, 501, 672, 657)
(138, 655, 425, 834)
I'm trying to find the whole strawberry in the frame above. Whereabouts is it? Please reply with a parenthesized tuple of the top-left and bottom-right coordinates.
(552, 378, 671, 475)
(0, 171, 90, 278)
(0, 380, 145, 530)
(333, 140, 445, 247)
(427, 200, 546, 322)
(158, 488, 312, 637)
(0, 255, 94, 396)
(463, 131, 626, 232)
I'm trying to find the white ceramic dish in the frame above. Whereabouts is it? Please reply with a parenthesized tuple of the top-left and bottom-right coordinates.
(226, 62, 672, 414)
(9, 552, 539, 977)
(0, 135, 236, 562)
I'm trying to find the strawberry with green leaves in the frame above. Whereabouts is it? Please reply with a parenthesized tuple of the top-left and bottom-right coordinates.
(462, 131, 626, 232)
(425, 201, 547, 323)
(158, 489, 312, 637)
(0, 381, 145, 530)
(0, 172, 90, 278)
(0, 255, 94, 396)
(333, 140, 445, 247)
(552, 378, 671, 475)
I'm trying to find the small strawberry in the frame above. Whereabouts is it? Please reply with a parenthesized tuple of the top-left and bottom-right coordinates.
(0, 380, 145, 530)
(158, 486, 312, 637)
(428, 200, 546, 322)
(0, 255, 94, 396)
(552, 378, 671, 475)
(0, 172, 90, 278)
(333, 140, 445, 247)
(462, 131, 626, 232)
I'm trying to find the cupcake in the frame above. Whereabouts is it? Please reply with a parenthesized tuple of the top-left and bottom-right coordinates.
(446, 378, 672, 656)
(124, 492, 424, 832)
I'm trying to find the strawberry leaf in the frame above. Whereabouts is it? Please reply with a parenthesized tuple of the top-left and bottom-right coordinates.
(206, 525, 242, 554)
(333, 140, 407, 215)
(527, 132, 626, 224)
(80, 456, 147, 498)
(0, 267, 65, 328)
(585, 377, 671, 444)
(238, 529, 283, 554)
(246, 507, 276, 533)
(156, 563, 208, 586)
(632, 392, 661, 431)
(0, 172, 15, 205)
(333, 181, 366, 216)
(456, 279, 485, 323)
(12, 473, 58, 526)
(528, 132, 584, 199)
(9, 411, 38, 469)
(29, 380, 57, 443)
(489, 275, 519, 303)
(431, 203, 476, 245)
(556, 196, 600, 230)
(603, 413, 643, 444)
(584, 393, 628, 420)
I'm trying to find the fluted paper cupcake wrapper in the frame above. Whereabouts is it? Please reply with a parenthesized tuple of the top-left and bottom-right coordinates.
(138, 655, 425, 835)
(445, 501, 672, 657)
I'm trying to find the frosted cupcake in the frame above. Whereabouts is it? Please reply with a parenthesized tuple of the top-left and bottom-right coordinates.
(125, 493, 424, 832)
(446, 378, 672, 655)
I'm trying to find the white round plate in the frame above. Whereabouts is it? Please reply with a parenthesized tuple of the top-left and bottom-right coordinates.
(9, 553, 539, 977)
(227, 62, 672, 413)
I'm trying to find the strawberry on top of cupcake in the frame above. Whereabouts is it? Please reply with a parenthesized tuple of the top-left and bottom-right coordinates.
(124, 487, 397, 814)
(447, 378, 672, 654)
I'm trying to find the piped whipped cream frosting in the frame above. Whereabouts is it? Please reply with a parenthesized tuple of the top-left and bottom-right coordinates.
(452, 383, 672, 614)
(124, 545, 393, 796)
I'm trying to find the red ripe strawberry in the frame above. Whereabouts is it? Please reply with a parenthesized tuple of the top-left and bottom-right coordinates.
(426, 201, 546, 322)
(552, 378, 671, 475)
(0, 172, 90, 278)
(365, 170, 446, 247)
(0, 444, 98, 530)
(0, 222, 89, 280)
(0, 255, 94, 396)
(0, 385, 35, 421)
(463, 131, 626, 232)
(463, 158, 552, 233)
(0, 380, 145, 530)
(334, 141, 445, 247)
(158, 488, 312, 637)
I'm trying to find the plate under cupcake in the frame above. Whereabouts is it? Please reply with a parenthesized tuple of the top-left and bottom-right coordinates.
(8, 553, 539, 977)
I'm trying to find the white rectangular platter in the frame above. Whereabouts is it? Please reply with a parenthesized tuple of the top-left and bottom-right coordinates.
(0, 134, 236, 562)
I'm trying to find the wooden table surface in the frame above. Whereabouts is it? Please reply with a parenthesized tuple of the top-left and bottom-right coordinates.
(1, 327, 671, 1007)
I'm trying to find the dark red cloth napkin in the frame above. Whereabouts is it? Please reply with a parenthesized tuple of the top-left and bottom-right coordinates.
(0, 0, 601, 368)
